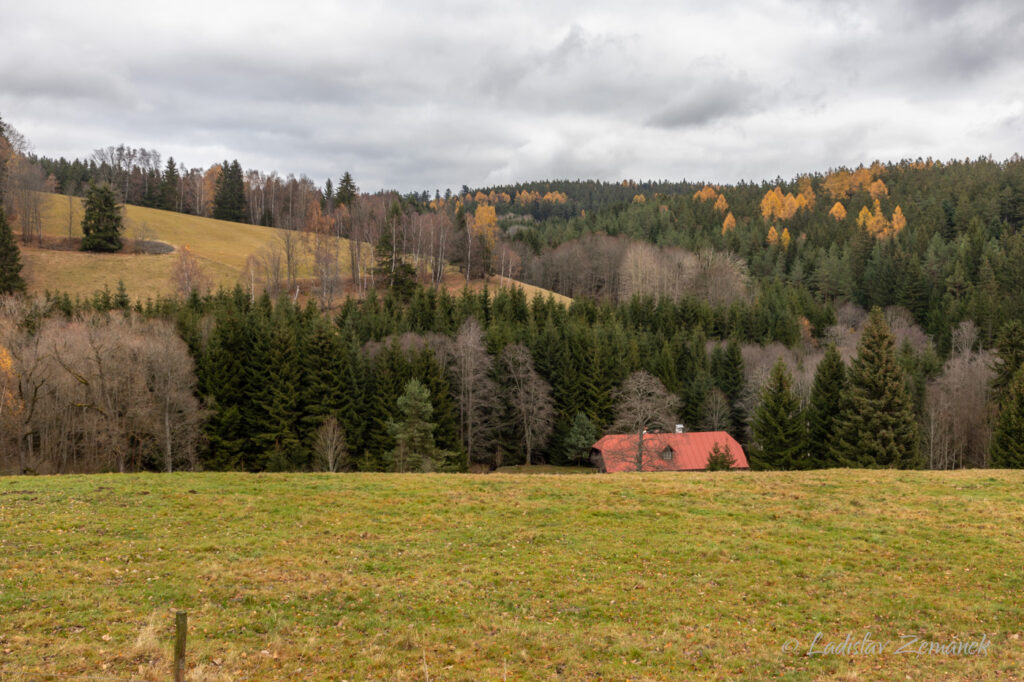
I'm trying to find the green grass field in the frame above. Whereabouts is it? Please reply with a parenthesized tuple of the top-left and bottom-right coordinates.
(1, 471, 1022, 680)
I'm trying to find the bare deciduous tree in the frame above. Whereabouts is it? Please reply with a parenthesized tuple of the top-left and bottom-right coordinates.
(171, 245, 211, 298)
(450, 318, 498, 470)
(611, 370, 680, 471)
(0, 307, 204, 475)
(924, 326, 994, 469)
(313, 416, 349, 472)
(501, 343, 554, 466)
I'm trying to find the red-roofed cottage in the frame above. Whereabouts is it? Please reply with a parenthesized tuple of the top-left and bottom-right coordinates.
(591, 431, 749, 472)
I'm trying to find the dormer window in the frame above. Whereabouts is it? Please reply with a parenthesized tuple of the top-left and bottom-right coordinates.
(659, 447, 673, 461)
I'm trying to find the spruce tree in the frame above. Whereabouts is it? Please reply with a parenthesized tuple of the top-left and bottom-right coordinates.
(160, 156, 180, 211)
(712, 338, 746, 436)
(806, 344, 846, 467)
(992, 320, 1024, 405)
(0, 206, 26, 294)
(751, 359, 807, 470)
(830, 307, 920, 468)
(200, 311, 250, 470)
(212, 160, 247, 223)
(564, 411, 598, 466)
(411, 348, 460, 456)
(387, 379, 438, 472)
(80, 184, 124, 252)
(335, 172, 358, 206)
(990, 366, 1024, 468)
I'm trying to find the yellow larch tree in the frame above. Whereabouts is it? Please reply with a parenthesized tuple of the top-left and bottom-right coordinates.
(761, 187, 783, 219)
(780, 228, 792, 250)
(766, 225, 780, 245)
(891, 205, 907, 233)
(632, 194, 646, 204)
(0, 344, 23, 434)
(797, 176, 816, 207)
(472, 205, 499, 251)
(868, 179, 889, 200)
(693, 186, 718, 202)
(828, 201, 848, 221)
(722, 212, 736, 235)
(713, 194, 729, 213)
(857, 199, 891, 237)
(761, 187, 804, 221)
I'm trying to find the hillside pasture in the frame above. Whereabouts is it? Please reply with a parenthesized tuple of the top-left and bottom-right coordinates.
(1, 470, 1021, 680)
(15, 192, 571, 305)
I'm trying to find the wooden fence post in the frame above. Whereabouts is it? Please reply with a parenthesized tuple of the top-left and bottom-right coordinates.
(174, 611, 187, 682)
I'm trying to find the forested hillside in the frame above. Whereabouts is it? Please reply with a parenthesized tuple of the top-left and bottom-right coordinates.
(2, 115, 1024, 475)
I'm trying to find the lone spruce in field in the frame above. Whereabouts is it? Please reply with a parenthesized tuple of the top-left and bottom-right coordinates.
(830, 307, 919, 468)
(80, 184, 124, 252)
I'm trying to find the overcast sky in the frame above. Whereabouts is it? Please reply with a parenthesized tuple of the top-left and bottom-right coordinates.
(2, 0, 1022, 193)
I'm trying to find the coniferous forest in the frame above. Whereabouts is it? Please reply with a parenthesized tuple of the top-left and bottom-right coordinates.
(3, 115, 1024, 474)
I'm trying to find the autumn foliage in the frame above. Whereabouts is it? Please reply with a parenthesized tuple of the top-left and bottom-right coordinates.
(722, 212, 736, 235)
(760, 187, 809, 221)
(693, 186, 718, 202)
(822, 163, 885, 199)
(856, 199, 907, 238)
(828, 201, 848, 221)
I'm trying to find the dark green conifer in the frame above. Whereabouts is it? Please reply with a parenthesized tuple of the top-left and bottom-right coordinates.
(0, 206, 26, 294)
(806, 344, 846, 467)
(387, 379, 438, 472)
(212, 160, 247, 223)
(751, 359, 807, 470)
(830, 308, 920, 468)
(990, 366, 1024, 468)
(80, 184, 124, 252)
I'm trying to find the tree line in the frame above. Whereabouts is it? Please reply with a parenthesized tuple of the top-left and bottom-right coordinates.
(3, 283, 1023, 474)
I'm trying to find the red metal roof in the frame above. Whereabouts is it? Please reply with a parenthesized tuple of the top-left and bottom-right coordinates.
(592, 431, 749, 472)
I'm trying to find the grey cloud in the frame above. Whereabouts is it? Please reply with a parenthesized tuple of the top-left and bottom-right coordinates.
(647, 82, 761, 129)
(2, 1, 1023, 192)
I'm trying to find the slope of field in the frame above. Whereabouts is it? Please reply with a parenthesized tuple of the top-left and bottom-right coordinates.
(18, 192, 570, 304)
(1, 471, 1021, 680)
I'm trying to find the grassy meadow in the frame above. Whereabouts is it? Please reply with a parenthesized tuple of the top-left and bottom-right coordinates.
(1, 470, 1022, 680)
(16, 192, 570, 305)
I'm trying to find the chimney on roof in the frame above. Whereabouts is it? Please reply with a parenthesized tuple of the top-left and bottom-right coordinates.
(675, 424, 684, 434)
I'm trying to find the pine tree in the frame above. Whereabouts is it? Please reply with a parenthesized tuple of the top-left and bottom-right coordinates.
(199, 311, 250, 470)
(751, 359, 807, 469)
(411, 347, 460, 457)
(992, 320, 1024, 405)
(160, 157, 181, 211)
(0, 206, 26, 294)
(806, 344, 846, 467)
(830, 307, 920, 468)
(335, 172, 358, 206)
(564, 411, 598, 466)
(249, 316, 306, 470)
(80, 184, 124, 252)
(712, 338, 746, 436)
(213, 160, 247, 223)
(990, 366, 1024, 468)
(387, 379, 438, 472)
